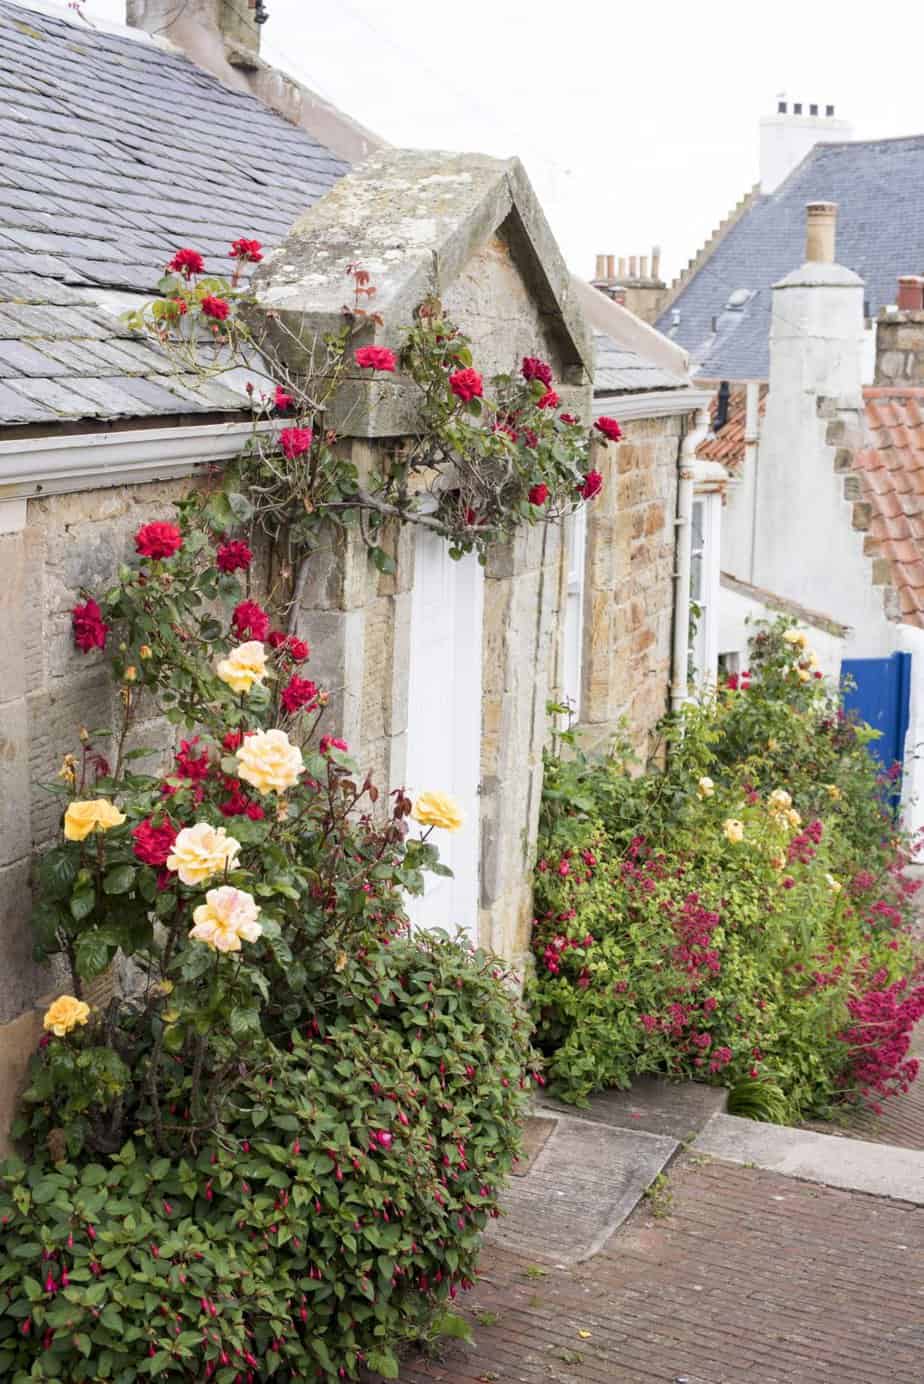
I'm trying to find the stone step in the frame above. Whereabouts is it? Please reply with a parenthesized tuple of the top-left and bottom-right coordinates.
(537, 1075, 728, 1142)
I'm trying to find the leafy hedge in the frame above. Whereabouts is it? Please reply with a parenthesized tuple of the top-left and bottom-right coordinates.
(529, 620, 924, 1121)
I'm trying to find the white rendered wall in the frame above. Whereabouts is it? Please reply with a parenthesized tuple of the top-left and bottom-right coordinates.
(718, 585, 846, 677)
(759, 113, 853, 194)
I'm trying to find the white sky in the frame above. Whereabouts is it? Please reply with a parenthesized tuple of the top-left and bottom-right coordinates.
(81, 0, 924, 283)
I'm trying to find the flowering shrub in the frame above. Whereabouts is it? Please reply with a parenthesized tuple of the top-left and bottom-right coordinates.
(126, 246, 612, 622)
(2, 512, 535, 1380)
(530, 620, 923, 1119)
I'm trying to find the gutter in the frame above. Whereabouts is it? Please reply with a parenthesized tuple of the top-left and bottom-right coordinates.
(594, 387, 714, 423)
(0, 421, 265, 500)
(670, 408, 710, 713)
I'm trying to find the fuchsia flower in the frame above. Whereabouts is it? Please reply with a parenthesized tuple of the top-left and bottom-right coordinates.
(354, 346, 397, 372)
(167, 247, 204, 278)
(280, 427, 313, 460)
(449, 368, 483, 402)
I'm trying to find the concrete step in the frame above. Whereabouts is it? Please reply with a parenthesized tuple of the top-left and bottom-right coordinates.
(537, 1075, 728, 1142)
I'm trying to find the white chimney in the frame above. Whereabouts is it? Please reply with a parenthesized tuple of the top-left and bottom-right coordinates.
(759, 98, 853, 194)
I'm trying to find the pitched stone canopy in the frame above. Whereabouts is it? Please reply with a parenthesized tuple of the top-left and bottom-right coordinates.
(253, 148, 594, 435)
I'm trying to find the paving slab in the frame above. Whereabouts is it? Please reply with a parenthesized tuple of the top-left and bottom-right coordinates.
(694, 1112, 924, 1202)
(487, 1114, 677, 1267)
(538, 1077, 727, 1141)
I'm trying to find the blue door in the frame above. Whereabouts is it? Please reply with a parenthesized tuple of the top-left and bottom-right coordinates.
(841, 652, 912, 777)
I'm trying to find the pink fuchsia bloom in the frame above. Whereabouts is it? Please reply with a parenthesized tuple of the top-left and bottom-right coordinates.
(536, 389, 560, 410)
(216, 539, 253, 574)
(580, 470, 603, 500)
(594, 416, 623, 443)
(354, 346, 397, 372)
(229, 237, 263, 263)
(449, 367, 483, 402)
(167, 247, 204, 278)
(528, 483, 549, 506)
(135, 521, 183, 559)
(231, 600, 270, 642)
(201, 295, 230, 321)
(373, 1130, 393, 1150)
(72, 597, 109, 653)
(280, 427, 313, 460)
(521, 356, 553, 386)
(280, 675, 319, 715)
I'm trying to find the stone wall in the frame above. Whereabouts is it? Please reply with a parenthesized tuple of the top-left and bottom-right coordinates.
(580, 415, 683, 758)
(874, 308, 924, 385)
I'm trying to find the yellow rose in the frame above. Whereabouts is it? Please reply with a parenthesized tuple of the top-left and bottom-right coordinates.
(43, 995, 91, 1037)
(768, 788, 792, 812)
(697, 776, 715, 799)
(189, 885, 262, 953)
(826, 784, 842, 801)
(785, 808, 802, 831)
(795, 667, 811, 683)
(783, 628, 808, 649)
(411, 791, 465, 832)
(63, 799, 126, 842)
(217, 640, 268, 695)
(723, 818, 745, 844)
(166, 821, 241, 886)
(824, 873, 842, 894)
(236, 728, 304, 795)
(57, 754, 77, 787)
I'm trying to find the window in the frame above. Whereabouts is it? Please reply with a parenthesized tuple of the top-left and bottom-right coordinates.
(562, 505, 587, 718)
(690, 493, 721, 688)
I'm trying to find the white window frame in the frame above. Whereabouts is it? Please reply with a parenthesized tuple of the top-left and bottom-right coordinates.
(690, 491, 721, 689)
(562, 506, 587, 719)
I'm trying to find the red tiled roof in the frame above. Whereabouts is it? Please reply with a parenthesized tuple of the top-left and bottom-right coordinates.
(696, 384, 767, 467)
(855, 386, 924, 627)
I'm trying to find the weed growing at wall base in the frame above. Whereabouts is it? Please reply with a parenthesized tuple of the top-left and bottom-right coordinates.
(530, 619, 924, 1120)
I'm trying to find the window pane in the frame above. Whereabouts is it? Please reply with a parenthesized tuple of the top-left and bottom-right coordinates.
(691, 500, 705, 551)
(690, 552, 703, 601)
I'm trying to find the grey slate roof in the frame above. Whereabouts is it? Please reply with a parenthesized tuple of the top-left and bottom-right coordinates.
(593, 330, 688, 394)
(656, 135, 924, 381)
(0, 0, 349, 426)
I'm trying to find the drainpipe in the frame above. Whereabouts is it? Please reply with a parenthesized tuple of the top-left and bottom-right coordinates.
(670, 408, 710, 713)
(744, 380, 761, 581)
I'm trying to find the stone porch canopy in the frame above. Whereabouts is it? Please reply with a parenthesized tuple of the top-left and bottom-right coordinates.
(253, 147, 595, 434)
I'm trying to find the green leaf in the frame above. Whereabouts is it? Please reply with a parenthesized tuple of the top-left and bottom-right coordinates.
(69, 888, 96, 923)
(39, 851, 78, 901)
(366, 1350, 400, 1379)
(103, 865, 136, 896)
(227, 491, 254, 522)
(75, 933, 111, 979)
(435, 1311, 474, 1343)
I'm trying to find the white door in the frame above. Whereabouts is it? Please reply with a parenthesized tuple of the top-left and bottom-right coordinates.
(691, 493, 721, 689)
(405, 529, 484, 941)
(562, 507, 587, 719)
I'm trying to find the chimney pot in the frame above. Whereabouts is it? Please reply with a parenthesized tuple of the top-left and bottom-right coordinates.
(826, 104, 835, 117)
(805, 201, 837, 263)
(793, 102, 802, 114)
(640, 254, 649, 279)
(617, 256, 626, 277)
(605, 254, 616, 279)
(897, 275, 924, 311)
(595, 254, 606, 280)
(809, 103, 818, 116)
(778, 99, 787, 114)
(628, 255, 638, 278)
(651, 245, 662, 280)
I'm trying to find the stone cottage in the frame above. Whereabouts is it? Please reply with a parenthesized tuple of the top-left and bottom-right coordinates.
(0, 0, 709, 1142)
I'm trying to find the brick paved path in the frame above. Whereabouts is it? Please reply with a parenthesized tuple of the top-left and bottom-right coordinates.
(396, 1156, 924, 1383)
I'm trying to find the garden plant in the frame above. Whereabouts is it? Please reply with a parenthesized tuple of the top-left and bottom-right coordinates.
(530, 620, 924, 1122)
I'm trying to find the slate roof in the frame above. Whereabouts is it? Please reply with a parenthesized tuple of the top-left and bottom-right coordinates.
(855, 387, 924, 627)
(0, 0, 349, 426)
(593, 330, 689, 395)
(657, 136, 924, 381)
(696, 384, 767, 469)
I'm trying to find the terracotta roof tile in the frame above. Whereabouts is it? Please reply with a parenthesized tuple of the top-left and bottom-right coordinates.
(696, 384, 767, 468)
(855, 386, 924, 628)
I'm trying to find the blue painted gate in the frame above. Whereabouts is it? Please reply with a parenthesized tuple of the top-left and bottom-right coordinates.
(841, 652, 912, 776)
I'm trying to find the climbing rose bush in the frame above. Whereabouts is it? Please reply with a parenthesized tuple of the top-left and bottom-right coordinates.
(530, 619, 923, 1119)
(1, 504, 536, 1381)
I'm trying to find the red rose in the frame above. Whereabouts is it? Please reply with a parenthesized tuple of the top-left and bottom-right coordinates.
(536, 389, 559, 410)
(231, 600, 270, 641)
(274, 384, 294, 413)
(175, 737, 211, 781)
(280, 675, 319, 715)
(72, 598, 109, 654)
(167, 248, 204, 278)
(222, 729, 245, 751)
(132, 817, 178, 868)
(229, 237, 263, 263)
(354, 346, 397, 373)
(594, 416, 623, 443)
(219, 781, 265, 819)
(201, 295, 230, 321)
(320, 735, 348, 755)
(520, 428, 538, 449)
(216, 539, 253, 574)
(528, 483, 549, 506)
(559, 413, 579, 425)
(521, 356, 553, 387)
(580, 470, 603, 500)
(280, 427, 313, 460)
(268, 631, 309, 662)
(135, 522, 183, 560)
(449, 368, 483, 402)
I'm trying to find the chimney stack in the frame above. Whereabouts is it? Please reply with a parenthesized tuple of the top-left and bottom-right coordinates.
(875, 276, 924, 384)
(126, 0, 263, 63)
(759, 99, 853, 194)
(805, 202, 837, 264)
(595, 254, 606, 280)
(651, 245, 661, 280)
(897, 275, 924, 312)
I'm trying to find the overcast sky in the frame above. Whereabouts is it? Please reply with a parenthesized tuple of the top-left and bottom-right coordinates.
(83, 0, 924, 284)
